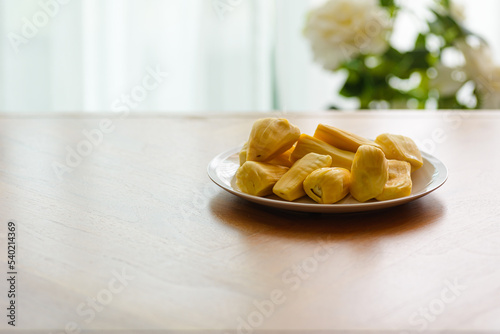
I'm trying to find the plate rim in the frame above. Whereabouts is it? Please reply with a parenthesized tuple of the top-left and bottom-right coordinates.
(207, 145, 448, 213)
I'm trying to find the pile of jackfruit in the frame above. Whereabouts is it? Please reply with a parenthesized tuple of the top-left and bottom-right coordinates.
(235, 118, 424, 204)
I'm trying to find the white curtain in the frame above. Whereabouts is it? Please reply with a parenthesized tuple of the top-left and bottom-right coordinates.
(0, 0, 276, 112)
(1, 0, 499, 112)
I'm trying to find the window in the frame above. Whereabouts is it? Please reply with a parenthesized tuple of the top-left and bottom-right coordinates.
(1, 0, 499, 112)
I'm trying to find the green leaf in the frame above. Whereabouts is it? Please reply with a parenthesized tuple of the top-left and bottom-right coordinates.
(428, 9, 467, 45)
(329, 1, 487, 110)
(380, 0, 395, 8)
(415, 33, 427, 49)
(439, 0, 451, 10)
(384, 47, 403, 62)
(437, 96, 463, 109)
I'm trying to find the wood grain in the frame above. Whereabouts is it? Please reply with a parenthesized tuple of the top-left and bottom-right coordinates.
(0, 111, 499, 332)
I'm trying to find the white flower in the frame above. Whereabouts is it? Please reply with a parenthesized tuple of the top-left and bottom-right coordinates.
(304, 0, 391, 71)
(457, 40, 500, 109)
(450, 1, 466, 23)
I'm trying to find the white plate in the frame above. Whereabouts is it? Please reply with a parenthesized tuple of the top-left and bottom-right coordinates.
(207, 146, 448, 213)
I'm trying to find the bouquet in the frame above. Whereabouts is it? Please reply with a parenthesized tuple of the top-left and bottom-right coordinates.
(304, 0, 500, 109)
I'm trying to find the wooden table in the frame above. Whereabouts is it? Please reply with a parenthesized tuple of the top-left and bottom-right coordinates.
(0, 111, 499, 333)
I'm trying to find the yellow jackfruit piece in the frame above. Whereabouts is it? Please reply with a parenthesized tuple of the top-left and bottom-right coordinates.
(247, 118, 300, 162)
(350, 145, 389, 203)
(303, 168, 351, 204)
(375, 133, 423, 172)
(273, 153, 332, 201)
(376, 160, 413, 201)
(239, 142, 249, 166)
(241, 143, 294, 167)
(290, 134, 355, 170)
(266, 146, 295, 168)
(235, 161, 289, 197)
(314, 124, 380, 153)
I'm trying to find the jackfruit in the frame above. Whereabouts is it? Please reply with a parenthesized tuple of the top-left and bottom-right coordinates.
(239, 142, 249, 166)
(376, 160, 412, 201)
(235, 161, 289, 197)
(350, 145, 389, 203)
(375, 133, 423, 172)
(266, 146, 295, 168)
(314, 124, 380, 153)
(303, 168, 351, 204)
(247, 118, 300, 162)
(241, 143, 294, 167)
(273, 153, 332, 201)
(290, 134, 355, 170)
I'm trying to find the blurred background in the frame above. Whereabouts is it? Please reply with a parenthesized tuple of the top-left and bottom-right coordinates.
(0, 0, 499, 112)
